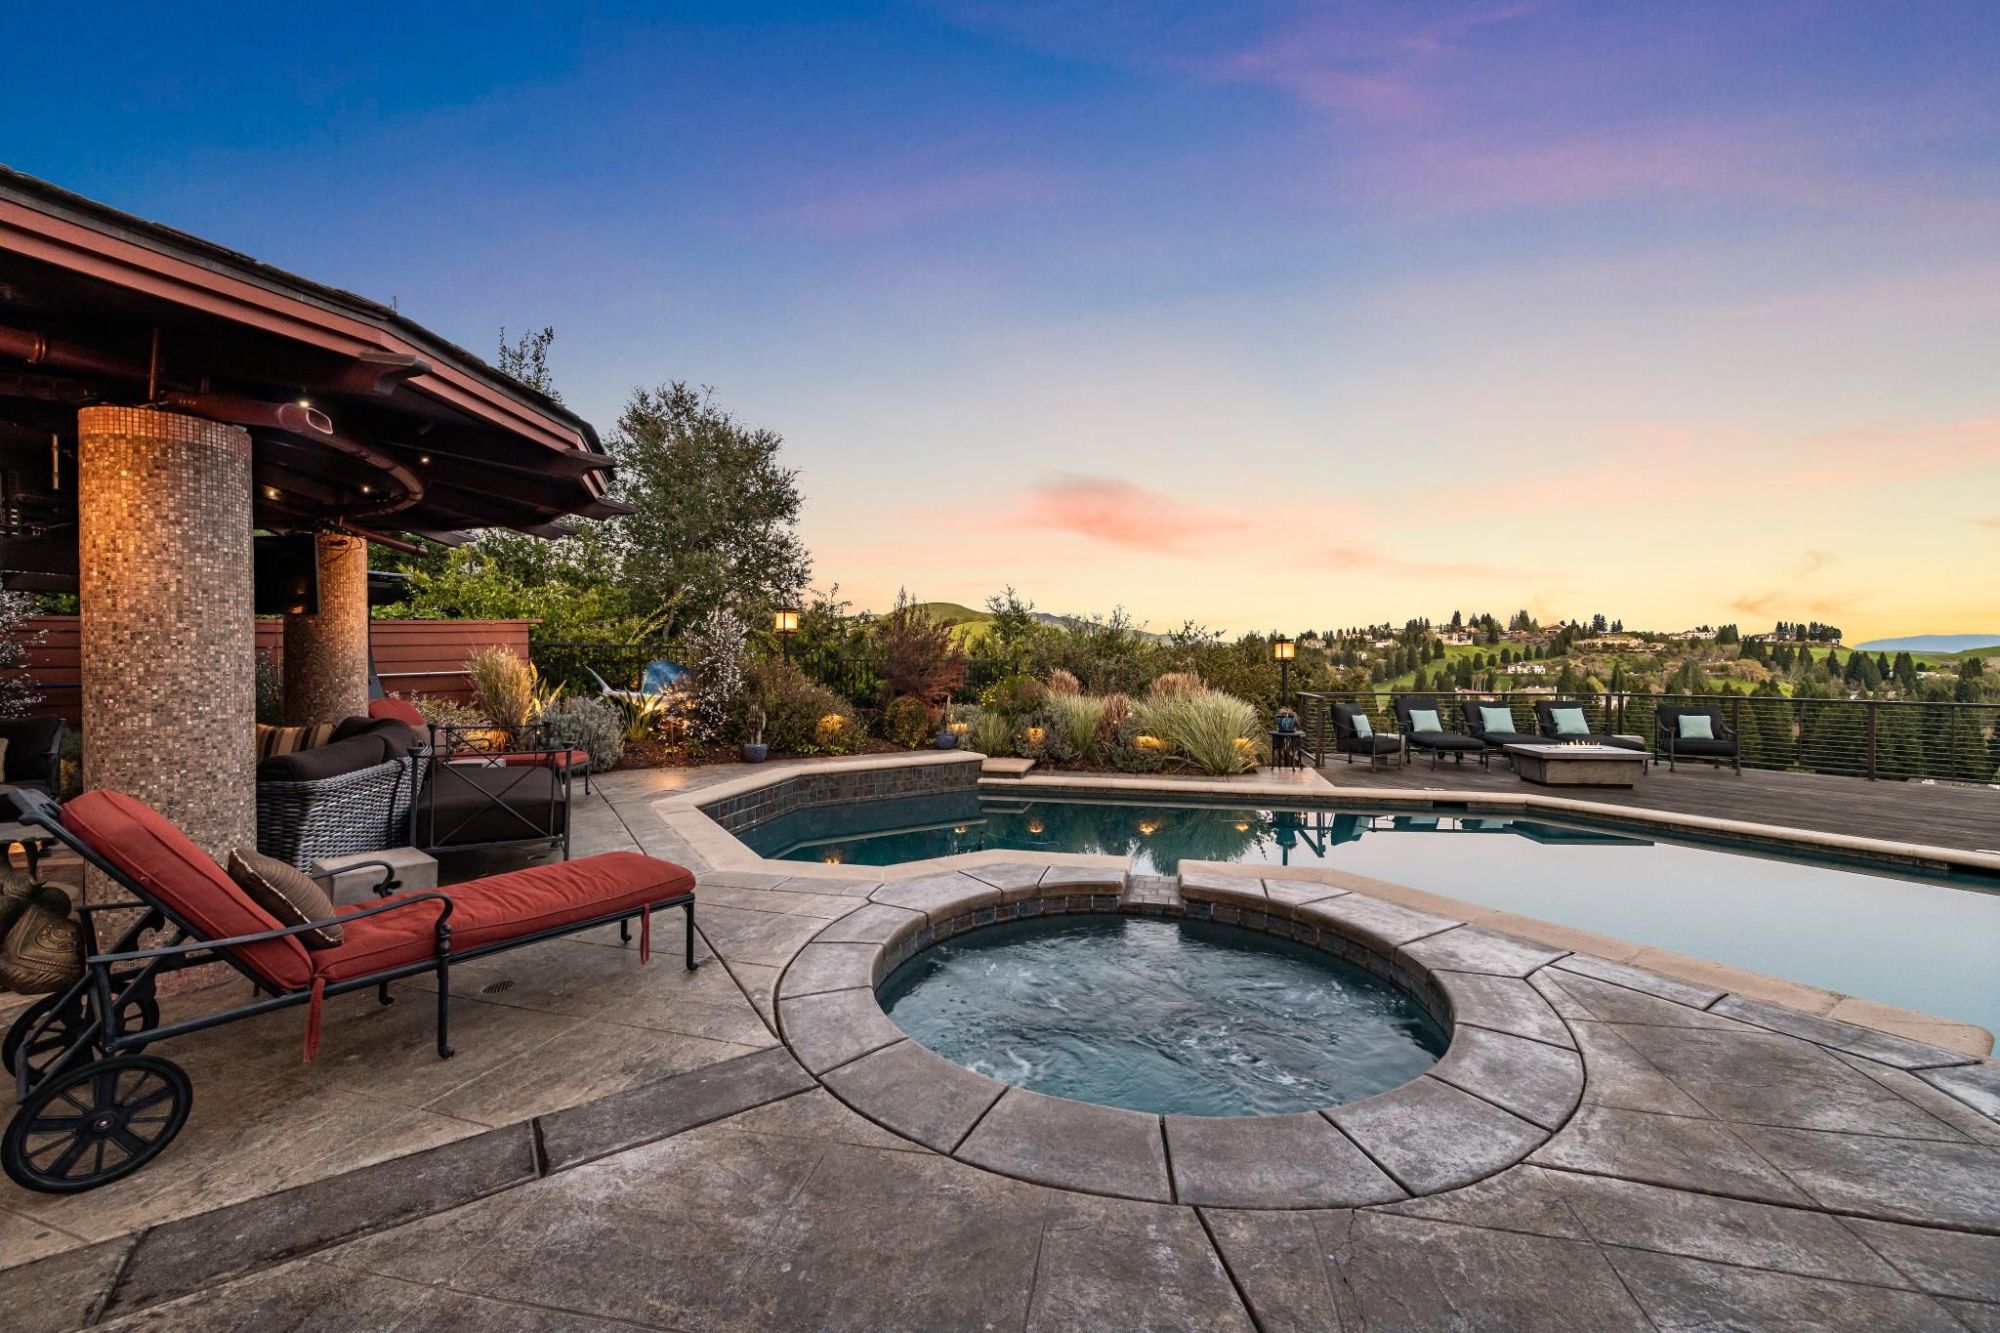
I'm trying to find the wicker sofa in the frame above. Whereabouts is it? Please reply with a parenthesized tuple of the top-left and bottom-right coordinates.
(255, 716, 423, 869)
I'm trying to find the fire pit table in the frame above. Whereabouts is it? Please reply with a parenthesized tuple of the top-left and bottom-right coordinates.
(1502, 742, 1648, 788)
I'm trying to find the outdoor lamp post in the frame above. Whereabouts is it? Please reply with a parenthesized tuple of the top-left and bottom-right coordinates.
(1272, 634, 1295, 706)
(774, 607, 800, 661)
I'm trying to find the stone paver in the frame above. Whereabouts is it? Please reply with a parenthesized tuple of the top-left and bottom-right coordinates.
(12, 760, 2000, 1331)
(1163, 1111, 1404, 1209)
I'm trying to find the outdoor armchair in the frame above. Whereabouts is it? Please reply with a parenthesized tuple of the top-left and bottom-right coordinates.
(0, 787, 695, 1195)
(255, 717, 424, 869)
(1392, 697, 1490, 770)
(1327, 703, 1402, 770)
(0, 715, 65, 797)
(1653, 705, 1741, 773)
(410, 723, 572, 859)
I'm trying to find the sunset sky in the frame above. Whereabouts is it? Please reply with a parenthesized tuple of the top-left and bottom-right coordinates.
(12, 2, 1999, 641)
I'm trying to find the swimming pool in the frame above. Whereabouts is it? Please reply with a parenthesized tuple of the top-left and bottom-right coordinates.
(877, 915, 1446, 1116)
(740, 791, 2000, 1034)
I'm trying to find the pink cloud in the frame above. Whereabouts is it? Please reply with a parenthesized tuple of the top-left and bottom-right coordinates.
(1001, 474, 1252, 554)
(1973, 516, 2000, 530)
(1729, 592, 1782, 616)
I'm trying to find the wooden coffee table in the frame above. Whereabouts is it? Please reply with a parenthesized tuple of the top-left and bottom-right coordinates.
(1503, 743, 1647, 787)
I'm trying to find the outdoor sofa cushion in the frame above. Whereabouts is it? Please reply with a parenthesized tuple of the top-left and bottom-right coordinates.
(1678, 714, 1715, 739)
(1412, 733, 1486, 752)
(1351, 713, 1373, 738)
(314, 851, 695, 981)
(1667, 736, 1736, 757)
(1549, 706, 1590, 736)
(1407, 708, 1444, 733)
(500, 748, 591, 771)
(227, 848, 342, 948)
(1478, 705, 1518, 735)
(368, 697, 429, 728)
(62, 790, 314, 992)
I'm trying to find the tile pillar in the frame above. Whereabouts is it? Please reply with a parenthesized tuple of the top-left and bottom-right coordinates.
(78, 405, 256, 862)
(283, 531, 371, 725)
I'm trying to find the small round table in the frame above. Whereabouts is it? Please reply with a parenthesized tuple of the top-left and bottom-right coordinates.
(1268, 729, 1307, 769)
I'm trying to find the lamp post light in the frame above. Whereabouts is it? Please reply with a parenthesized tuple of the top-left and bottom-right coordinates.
(774, 607, 800, 662)
(1272, 634, 1295, 707)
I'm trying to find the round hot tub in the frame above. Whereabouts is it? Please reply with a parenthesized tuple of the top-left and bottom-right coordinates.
(877, 913, 1446, 1117)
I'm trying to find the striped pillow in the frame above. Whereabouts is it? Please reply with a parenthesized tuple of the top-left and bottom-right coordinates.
(255, 723, 337, 761)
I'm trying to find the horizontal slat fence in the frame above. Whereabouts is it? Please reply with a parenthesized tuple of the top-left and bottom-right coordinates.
(4, 616, 534, 724)
(1295, 690, 1999, 784)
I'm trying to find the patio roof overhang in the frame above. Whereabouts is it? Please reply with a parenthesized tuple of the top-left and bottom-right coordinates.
(0, 165, 629, 588)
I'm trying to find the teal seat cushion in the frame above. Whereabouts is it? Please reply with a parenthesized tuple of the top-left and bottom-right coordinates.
(1550, 706, 1589, 736)
(1678, 714, 1715, 739)
(1478, 705, 1517, 734)
(1351, 713, 1373, 738)
(1408, 708, 1443, 733)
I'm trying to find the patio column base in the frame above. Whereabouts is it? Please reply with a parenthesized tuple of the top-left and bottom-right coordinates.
(283, 530, 370, 724)
(78, 406, 255, 988)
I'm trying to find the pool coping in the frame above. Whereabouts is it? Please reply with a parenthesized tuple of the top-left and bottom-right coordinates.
(768, 864, 1990, 1209)
(654, 754, 1997, 1057)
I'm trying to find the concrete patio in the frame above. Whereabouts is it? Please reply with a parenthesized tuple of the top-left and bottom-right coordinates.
(1, 759, 1996, 1331)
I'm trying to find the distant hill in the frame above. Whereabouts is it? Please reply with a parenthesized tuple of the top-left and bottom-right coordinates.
(1854, 634, 2000, 654)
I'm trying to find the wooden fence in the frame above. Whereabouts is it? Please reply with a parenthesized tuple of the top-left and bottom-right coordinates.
(6, 617, 535, 725)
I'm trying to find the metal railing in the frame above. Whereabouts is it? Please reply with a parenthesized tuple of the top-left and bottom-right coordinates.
(1294, 690, 1999, 783)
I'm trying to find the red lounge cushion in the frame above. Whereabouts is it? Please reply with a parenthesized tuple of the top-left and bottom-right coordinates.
(313, 851, 695, 981)
(498, 749, 590, 769)
(62, 791, 313, 992)
(368, 698, 429, 728)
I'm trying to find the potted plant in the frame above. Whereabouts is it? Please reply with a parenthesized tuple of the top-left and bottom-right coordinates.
(742, 704, 768, 763)
(1275, 705, 1299, 734)
(935, 694, 960, 749)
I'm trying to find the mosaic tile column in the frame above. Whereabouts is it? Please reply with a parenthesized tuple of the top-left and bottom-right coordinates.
(78, 406, 256, 864)
(283, 531, 370, 724)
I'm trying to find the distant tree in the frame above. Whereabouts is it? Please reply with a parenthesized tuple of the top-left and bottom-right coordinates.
(1893, 651, 1919, 693)
(497, 325, 563, 403)
(609, 382, 810, 638)
(1715, 623, 1739, 645)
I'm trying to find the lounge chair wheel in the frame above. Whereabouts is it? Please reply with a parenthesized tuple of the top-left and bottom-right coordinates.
(3, 1054, 191, 1194)
(3, 988, 159, 1081)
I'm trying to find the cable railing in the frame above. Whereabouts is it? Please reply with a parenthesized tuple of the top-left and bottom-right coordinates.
(1294, 690, 1999, 784)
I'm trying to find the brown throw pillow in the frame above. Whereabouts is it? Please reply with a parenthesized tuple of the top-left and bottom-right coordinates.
(226, 849, 342, 948)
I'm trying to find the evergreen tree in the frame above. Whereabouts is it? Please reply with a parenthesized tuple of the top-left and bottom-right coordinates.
(1893, 652, 1919, 693)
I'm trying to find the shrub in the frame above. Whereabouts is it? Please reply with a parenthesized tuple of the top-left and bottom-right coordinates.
(1109, 718, 1166, 773)
(683, 607, 749, 743)
(1046, 692, 1107, 761)
(1098, 691, 1132, 746)
(405, 693, 487, 729)
(1149, 671, 1204, 699)
(983, 674, 1045, 718)
(1017, 708, 1077, 764)
(539, 696, 625, 771)
(968, 708, 1014, 756)
(1045, 668, 1081, 697)
(883, 694, 933, 748)
(877, 590, 966, 705)
(466, 648, 540, 736)
(1133, 685, 1263, 775)
(744, 660, 865, 754)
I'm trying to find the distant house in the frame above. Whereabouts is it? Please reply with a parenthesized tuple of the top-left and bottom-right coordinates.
(1438, 632, 1474, 646)
(1506, 662, 1549, 675)
(1578, 634, 1644, 650)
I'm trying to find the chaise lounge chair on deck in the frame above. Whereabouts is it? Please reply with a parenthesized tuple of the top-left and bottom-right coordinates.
(1459, 700, 1543, 760)
(1654, 705, 1741, 774)
(1326, 703, 1403, 770)
(1393, 697, 1490, 770)
(1532, 700, 1646, 753)
(0, 787, 696, 1195)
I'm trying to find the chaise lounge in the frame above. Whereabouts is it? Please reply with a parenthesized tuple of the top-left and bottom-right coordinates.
(0, 787, 696, 1194)
(1459, 700, 1543, 759)
(1393, 697, 1490, 769)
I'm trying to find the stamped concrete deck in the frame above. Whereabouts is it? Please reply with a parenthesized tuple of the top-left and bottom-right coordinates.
(1, 758, 1996, 1331)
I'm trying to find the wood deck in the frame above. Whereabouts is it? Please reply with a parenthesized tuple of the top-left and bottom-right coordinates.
(1315, 753, 2000, 856)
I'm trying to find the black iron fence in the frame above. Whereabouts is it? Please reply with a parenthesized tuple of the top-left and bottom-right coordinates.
(1295, 690, 1999, 784)
(532, 642, 1016, 706)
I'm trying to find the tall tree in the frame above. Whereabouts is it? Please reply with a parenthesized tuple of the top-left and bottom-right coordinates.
(609, 382, 810, 637)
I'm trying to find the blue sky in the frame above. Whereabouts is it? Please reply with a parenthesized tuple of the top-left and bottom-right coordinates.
(11, 2, 2000, 637)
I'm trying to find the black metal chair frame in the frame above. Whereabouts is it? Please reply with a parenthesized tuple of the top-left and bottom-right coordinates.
(1653, 706, 1743, 774)
(1393, 698, 1491, 771)
(0, 788, 693, 1194)
(1328, 703, 1401, 771)
(409, 723, 574, 860)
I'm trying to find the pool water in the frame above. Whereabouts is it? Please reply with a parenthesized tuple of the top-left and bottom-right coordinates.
(877, 915, 1447, 1116)
(744, 793, 2000, 1034)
